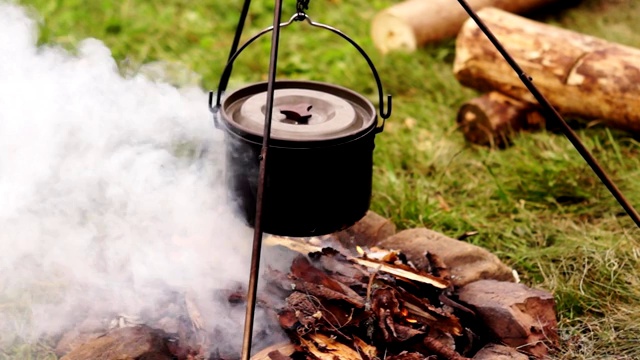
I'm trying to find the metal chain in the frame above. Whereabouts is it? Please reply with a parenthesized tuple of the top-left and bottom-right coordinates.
(297, 0, 310, 14)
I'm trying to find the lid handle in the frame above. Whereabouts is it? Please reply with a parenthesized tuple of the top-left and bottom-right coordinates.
(279, 103, 313, 124)
(209, 13, 392, 133)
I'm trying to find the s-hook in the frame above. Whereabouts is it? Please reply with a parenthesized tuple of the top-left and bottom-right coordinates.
(297, 0, 310, 15)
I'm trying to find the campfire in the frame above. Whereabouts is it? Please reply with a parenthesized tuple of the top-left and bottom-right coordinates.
(259, 237, 469, 360)
(2, 1, 566, 358)
(58, 212, 558, 360)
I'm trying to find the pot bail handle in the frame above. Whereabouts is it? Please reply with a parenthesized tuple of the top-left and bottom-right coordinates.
(209, 13, 392, 132)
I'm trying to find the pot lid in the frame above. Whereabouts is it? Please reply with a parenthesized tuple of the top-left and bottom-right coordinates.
(221, 81, 377, 142)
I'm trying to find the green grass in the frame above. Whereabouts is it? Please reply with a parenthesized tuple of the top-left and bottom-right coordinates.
(7, 0, 640, 358)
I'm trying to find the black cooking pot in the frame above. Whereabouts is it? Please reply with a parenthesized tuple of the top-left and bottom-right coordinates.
(210, 14, 391, 237)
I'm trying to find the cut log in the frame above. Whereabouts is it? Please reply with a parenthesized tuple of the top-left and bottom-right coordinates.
(457, 91, 545, 147)
(456, 280, 558, 358)
(385, 353, 429, 360)
(421, 336, 471, 360)
(251, 342, 296, 360)
(60, 326, 173, 360)
(55, 329, 102, 357)
(266, 350, 292, 360)
(473, 344, 529, 360)
(371, 0, 559, 53)
(454, 7, 640, 134)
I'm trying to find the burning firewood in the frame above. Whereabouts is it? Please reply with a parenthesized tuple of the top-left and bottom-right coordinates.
(395, 287, 463, 337)
(265, 235, 451, 289)
(261, 233, 556, 358)
(298, 333, 368, 360)
(351, 257, 450, 290)
(353, 336, 378, 359)
(260, 238, 477, 360)
(290, 256, 363, 301)
(184, 291, 205, 331)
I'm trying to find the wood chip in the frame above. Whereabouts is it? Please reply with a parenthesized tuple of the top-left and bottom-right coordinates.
(353, 336, 377, 359)
(351, 257, 450, 289)
(298, 333, 363, 360)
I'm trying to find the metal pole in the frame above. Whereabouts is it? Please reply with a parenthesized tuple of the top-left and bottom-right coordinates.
(456, 0, 640, 229)
(241, 0, 284, 358)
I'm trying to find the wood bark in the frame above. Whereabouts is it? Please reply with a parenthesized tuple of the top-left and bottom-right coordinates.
(454, 7, 640, 134)
(456, 280, 558, 358)
(371, 0, 559, 53)
(60, 326, 173, 360)
(457, 91, 545, 147)
(421, 336, 471, 360)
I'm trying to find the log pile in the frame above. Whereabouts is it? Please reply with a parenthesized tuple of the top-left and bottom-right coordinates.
(371, 0, 559, 54)
(453, 7, 640, 146)
(262, 244, 467, 359)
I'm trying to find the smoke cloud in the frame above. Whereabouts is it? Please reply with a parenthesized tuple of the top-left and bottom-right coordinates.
(0, 2, 286, 354)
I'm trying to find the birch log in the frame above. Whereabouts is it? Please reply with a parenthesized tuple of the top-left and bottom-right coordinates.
(457, 92, 545, 147)
(371, 0, 559, 54)
(454, 7, 640, 134)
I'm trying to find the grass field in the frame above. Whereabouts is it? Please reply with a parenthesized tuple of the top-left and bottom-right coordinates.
(7, 0, 640, 358)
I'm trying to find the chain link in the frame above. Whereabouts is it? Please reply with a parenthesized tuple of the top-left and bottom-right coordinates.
(296, 0, 310, 14)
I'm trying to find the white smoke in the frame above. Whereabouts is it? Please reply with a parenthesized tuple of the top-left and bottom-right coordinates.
(0, 2, 286, 354)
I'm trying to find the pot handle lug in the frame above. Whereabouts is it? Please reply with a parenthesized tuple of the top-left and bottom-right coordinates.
(209, 13, 391, 133)
(208, 92, 222, 129)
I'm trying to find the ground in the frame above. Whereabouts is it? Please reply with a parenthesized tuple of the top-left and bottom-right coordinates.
(7, 0, 640, 358)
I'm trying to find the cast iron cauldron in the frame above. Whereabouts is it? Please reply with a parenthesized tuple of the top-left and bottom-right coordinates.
(210, 14, 391, 237)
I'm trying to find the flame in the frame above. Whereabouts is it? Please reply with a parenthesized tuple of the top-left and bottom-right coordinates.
(400, 308, 418, 323)
(356, 246, 365, 256)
